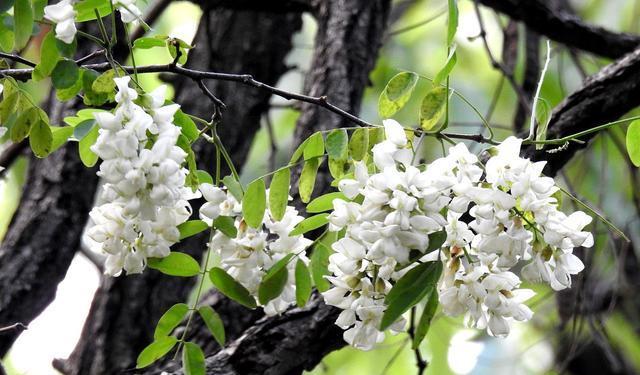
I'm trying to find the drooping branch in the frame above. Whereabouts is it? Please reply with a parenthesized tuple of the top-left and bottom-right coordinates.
(55, 8, 303, 375)
(477, 0, 640, 59)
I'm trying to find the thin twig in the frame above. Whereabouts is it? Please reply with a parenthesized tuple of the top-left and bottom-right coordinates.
(0, 322, 28, 334)
(408, 307, 427, 375)
(0, 52, 36, 68)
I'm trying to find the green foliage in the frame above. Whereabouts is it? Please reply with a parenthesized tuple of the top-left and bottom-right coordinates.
(154, 303, 189, 339)
(209, 267, 256, 308)
(32, 31, 61, 81)
(627, 120, 640, 167)
(136, 336, 178, 369)
(212, 216, 237, 238)
(182, 342, 205, 375)
(74, 0, 112, 22)
(349, 128, 369, 161)
(52, 59, 80, 89)
(269, 167, 290, 221)
(222, 175, 244, 201)
(446, 0, 458, 47)
(11, 107, 38, 142)
(50, 126, 74, 152)
(198, 306, 225, 346)
(433, 47, 457, 86)
(29, 115, 53, 157)
(258, 253, 294, 305)
(310, 240, 332, 292)
(535, 98, 552, 150)
(325, 129, 348, 159)
(147, 252, 201, 277)
(304, 132, 325, 160)
(78, 122, 99, 167)
(380, 261, 443, 330)
(295, 259, 312, 307)
(92, 69, 117, 95)
(378, 71, 419, 118)
(134, 35, 169, 49)
(178, 220, 209, 240)
(412, 290, 439, 349)
(299, 158, 321, 203)
(307, 192, 348, 213)
(289, 213, 329, 236)
(242, 178, 266, 228)
(174, 109, 200, 142)
(13, 0, 33, 50)
(419, 86, 448, 131)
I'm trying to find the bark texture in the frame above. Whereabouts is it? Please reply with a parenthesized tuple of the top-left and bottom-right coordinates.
(55, 8, 302, 375)
(478, 0, 640, 59)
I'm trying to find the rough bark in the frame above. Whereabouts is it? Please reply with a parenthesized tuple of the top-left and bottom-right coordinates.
(0, 143, 98, 356)
(513, 30, 540, 132)
(478, 0, 640, 59)
(524, 46, 640, 176)
(56, 8, 302, 375)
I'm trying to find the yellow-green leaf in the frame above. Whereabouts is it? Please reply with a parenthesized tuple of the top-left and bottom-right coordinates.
(209, 267, 256, 309)
(242, 178, 266, 228)
(78, 122, 99, 167)
(626, 120, 640, 167)
(295, 259, 312, 307)
(154, 303, 189, 339)
(182, 342, 205, 375)
(198, 306, 225, 346)
(299, 158, 320, 203)
(29, 119, 53, 157)
(378, 71, 419, 119)
(13, 0, 33, 50)
(269, 167, 290, 221)
(147, 252, 200, 277)
(419, 87, 448, 131)
(136, 336, 178, 369)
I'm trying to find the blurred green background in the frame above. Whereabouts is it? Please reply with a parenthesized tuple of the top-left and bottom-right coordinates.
(3, 0, 640, 374)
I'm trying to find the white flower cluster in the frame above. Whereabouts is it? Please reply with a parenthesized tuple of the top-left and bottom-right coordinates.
(44, 0, 77, 44)
(44, 0, 142, 44)
(324, 120, 593, 350)
(88, 76, 195, 276)
(199, 184, 313, 315)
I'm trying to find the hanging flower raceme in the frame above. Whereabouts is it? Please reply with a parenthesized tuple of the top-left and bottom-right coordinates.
(87, 77, 196, 276)
(44, 0, 78, 44)
(198, 183, 313, 315)
(322, 119, 594, 350)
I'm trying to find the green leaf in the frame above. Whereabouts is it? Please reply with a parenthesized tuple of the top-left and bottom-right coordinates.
(0, 91, 20, 123)
(222, 175, 243, 201)
(380, 261, 443, 330)
(627, 120, 640, 167)
(74, 0, 112, 22)
(412, 290, 439, 349)
(295, 259, 312, 307)
(13, 0, 33, 50)
(307, 192, 348, 213)
(290, 137, 309, 163)
(534, 98, 552, 150)
(55, 38, 76, 58)
(0, 16, 13, 52)
(50, 126, 73, 152)
(242, 178, 266, 228)
(178, 220, 209, 240)
(325, 129, 348, 160)
(33, 31, 60, 81)
(92, 69, 116, 94)
(33, 0, 46, 20)
(328, 157, 348, 180)
(349, 128, 369, 161)
(198, 306, 225, 346)
(446, 0, 458, 47)
(212, 216, 237, 238)
(174, 109, 199, 141)
(298, 158, 320, 203)
(182, 342, 205, 375)
(258, 253, 294, 305)
(82, 69, 109, 106)
(419, 86, 448, 132)
(134, 36, 169, 49)
(136, 336, 178, 369)
(289, 213, 329, 236)
(378, 71, 419, 119)
(147, 252, 201, 277)
(55, 70, 83, 101)
(196, 170, 213, 185)
(310, 242, 331, 292)
(52, 59, 80, 89)
(433, 47, 457, 86)
(154, 303, 189, 339)
(78, 122, 99, 167)
(269, 167, 290, 222)
(303, 132, 324, 160)
(29, 118, 53, 157)
(209, 267, 257, 309)
(427, 230, 447, 252)
(11, 106, 38, 142)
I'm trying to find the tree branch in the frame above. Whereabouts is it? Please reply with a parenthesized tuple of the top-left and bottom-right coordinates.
(477, 0, 640, 59)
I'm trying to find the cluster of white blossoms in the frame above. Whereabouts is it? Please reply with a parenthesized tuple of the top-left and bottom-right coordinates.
(87, 76, 195, 276)
(324, 120, 594, 350)
(44, 0, 142, 44)
(198, 183, 313, 315)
